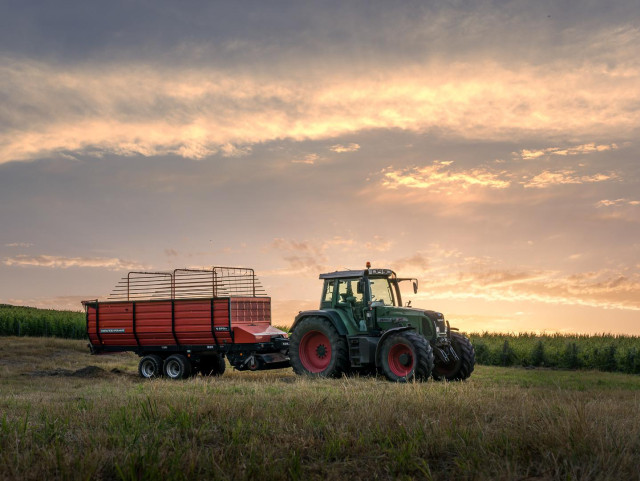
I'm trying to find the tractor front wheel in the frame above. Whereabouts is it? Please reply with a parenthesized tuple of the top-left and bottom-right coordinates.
(432, 332, 475, 381)
(379, 331, 434, 382)
(290, 317, 349, 377)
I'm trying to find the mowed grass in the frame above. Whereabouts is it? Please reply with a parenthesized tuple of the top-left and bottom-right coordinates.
(1, 337, 640, 481)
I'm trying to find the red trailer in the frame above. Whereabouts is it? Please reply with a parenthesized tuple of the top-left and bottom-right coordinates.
(82, 267, 290, 379)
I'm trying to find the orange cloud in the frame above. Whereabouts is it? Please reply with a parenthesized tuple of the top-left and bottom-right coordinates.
(596, 198, 640, 207)
(330, 143, 360, 153)
(517, 142, 619, 160)
(382, 161, 511, 191)
(2, 58, 639, 163)
(419, 266, 640, 312)
(523, 170, 618, 189)
(3, 255, 146, 270)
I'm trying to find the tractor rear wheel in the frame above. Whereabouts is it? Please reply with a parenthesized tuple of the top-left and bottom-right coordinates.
(432, 332, 475, 381)
(163, 354, 192, 380)
(379, 331, 434, 382)
(138, 354, 163, 379)
(290, 317, 349, 377)
(199, 354, 226, 376)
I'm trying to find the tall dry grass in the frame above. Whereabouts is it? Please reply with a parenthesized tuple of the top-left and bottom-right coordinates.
(1, 337, 640, 480)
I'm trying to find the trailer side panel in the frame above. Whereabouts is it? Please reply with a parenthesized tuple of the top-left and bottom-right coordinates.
(87, 297, 273, 351)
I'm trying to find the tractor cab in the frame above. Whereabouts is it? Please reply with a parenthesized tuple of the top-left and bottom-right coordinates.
(319, 265, 419, 334)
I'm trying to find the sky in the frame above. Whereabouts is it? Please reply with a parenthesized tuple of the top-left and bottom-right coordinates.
(1, 0, 639, 334)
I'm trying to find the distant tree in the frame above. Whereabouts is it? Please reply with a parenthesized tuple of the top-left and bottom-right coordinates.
(561, 342, 582, 369)
(620, 348, 640, 374)
(530, 340, 546, 367)
(593, 345, 618, 372)
(500, 340, 516, 367)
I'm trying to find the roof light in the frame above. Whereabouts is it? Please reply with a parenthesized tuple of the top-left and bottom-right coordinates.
(366, 261, 371, 268)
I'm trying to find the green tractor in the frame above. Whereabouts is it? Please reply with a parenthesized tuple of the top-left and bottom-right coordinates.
(289, 263, 475, 382)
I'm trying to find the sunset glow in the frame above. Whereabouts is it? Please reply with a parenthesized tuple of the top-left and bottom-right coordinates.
(1, 1, 639, 334)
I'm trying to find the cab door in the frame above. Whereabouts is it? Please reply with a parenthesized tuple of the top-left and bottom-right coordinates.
(368, 277, 397, 330)
(336, 278, 365, 330)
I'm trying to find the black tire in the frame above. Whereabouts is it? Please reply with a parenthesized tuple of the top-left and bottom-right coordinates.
(432, 332, 475, 381)
(290, 316, 349, 377)
(199, 354, 226, 376)
(163, 354, 192, 380)
(138, 354, 163, 379)
(379, 331, 434, 382)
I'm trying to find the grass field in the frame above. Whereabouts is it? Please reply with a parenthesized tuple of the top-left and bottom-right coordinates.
(1, 337, 639, 480)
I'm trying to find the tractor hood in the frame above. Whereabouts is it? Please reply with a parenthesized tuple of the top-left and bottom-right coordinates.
(375, 306, 448, 340)
(376, 306, 444, 320)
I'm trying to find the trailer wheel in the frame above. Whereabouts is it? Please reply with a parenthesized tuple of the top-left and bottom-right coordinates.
(138, 354, 164, 379)
(200, 354, 226, 376)
(290, 316, 348, 378)
(432, 332, 475, 381)
(246, 355, 261, 371)
(379, 331, 434, 382)
(163, 354, 192, 380)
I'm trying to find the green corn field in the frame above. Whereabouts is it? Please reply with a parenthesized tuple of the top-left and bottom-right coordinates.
(0, 304, 85, 339)
(468, 332, 640, 374)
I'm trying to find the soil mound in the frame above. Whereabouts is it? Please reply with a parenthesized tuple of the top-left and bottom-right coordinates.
(72, 366, 106, 377)
(28, 365, 113, 378)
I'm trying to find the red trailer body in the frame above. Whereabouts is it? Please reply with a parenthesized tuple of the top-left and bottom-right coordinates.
(82, 267, 290, 379)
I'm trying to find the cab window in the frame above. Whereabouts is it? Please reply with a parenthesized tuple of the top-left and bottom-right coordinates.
(322, 280, 335, 304)
(369, 278, 395, 306)
(337, 279, 363, 304)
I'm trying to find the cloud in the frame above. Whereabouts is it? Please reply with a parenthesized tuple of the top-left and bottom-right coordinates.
(4, 242, 33, 248)
(3, 255, 146, 270)
(1, 56, 639, 164)
(596, 198, 640, 207)
(220, 143, 252, 158)
(381, 161, 511, 192)
(266, 238, 328, 275)
(517, 142, 619, 160)
(363, 236, 393, 252)
(266, 236, 393, 276)
(330, 143, 360, 153)
(291, 154, 319, 165)
(270, 238, 323, 255)
(393, 253, 430, 273)
(523, 170, 618, 188)
(420, 265, 640, 312)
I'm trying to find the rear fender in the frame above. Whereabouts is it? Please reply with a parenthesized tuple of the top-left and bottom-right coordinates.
(375, 326, 414, 367)
(292, 310, 349, 336)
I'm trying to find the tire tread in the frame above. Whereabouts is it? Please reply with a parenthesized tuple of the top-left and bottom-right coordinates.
(290, 316, 349, 377)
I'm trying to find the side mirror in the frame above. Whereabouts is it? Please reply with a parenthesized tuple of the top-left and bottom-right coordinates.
(412, 280, 418, 294)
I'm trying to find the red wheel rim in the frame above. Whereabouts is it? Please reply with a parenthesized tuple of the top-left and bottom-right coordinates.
(299, 330, 332, 373)
(388, 343, 414, 377)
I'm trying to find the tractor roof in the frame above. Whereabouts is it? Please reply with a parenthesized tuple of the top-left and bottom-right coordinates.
(319, 268, 395, 280)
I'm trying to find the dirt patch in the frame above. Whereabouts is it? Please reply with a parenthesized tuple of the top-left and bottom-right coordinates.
(26, 366, 124, 378)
